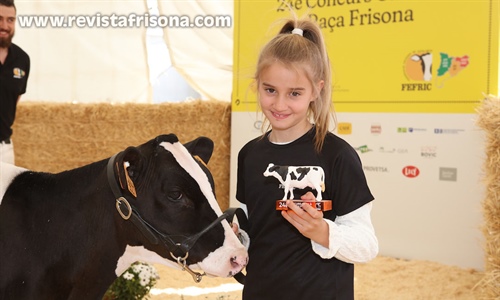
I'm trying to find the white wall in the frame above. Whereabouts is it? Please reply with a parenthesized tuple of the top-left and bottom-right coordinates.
(229, 111, 485, 270)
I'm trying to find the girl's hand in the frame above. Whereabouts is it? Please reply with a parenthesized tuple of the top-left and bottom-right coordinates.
(281, 192, 330, 248)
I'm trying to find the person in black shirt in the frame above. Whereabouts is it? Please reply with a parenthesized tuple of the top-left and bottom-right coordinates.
(0, 0, 29, 164)
(235, 14, 378, 300)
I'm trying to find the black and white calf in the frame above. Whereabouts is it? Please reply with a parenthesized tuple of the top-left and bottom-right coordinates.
(263, 163, 326, 201)
(0, 134, 248, 300)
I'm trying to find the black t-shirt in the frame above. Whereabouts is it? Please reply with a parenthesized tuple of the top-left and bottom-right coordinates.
(0, 43, 30, 140)
(236, 128, 373, 300)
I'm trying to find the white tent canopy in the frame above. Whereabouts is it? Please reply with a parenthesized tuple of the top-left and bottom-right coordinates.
(157, 0, 233, 101)
(13, 0, 233, 103)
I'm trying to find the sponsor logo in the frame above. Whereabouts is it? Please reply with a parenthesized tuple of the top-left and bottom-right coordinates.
(363, 166, 389, 173)
(379, 146, 395, 153)
(397, 127, 426, 133)
(404, 51, 433, 82)
(402, 50, 469, 90)
(436, 53, 469, 88)
(434, 128, 465, 134)
(408, 127, 426, 133)
(371, 124, 381, 135)
(355, 145, 373, 153)
(337, 122, 352, 134)
(439, 167, 457, 181)
(421, 146, 437, 158)
(402, 166, 419, 178)
(379, 147, 408, 154)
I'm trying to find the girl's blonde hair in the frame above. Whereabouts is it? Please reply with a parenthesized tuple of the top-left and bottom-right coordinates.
(254, 14, 335, 152)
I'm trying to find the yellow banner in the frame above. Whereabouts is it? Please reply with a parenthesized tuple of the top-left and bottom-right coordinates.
(232, 0, 499, 113)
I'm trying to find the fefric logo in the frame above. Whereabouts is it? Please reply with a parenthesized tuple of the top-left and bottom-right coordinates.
(402, 166, 419, 178)
(404, 52, 433, 82)
(337, 122, 352, 135)
(402, 50, 470, 91)
(13, 68, 26, 79)
(436, 53, 469, 88)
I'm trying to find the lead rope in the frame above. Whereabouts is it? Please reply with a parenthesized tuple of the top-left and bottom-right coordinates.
(170, 252, 205, 283)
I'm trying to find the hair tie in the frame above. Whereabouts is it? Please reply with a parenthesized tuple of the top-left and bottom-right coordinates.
(291, 28, 303, 36)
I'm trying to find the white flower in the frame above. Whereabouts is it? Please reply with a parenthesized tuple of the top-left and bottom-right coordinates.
(132, 264, 142, 273)
(148, 265, 160, 279)
(122, 272, 134, 280)
(140, 277, 150, 286)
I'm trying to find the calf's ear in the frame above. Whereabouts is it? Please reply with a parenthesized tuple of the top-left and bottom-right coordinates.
(183, 137, 214, 165)
(116, 147, 144, 198)
(155, 134, 179, 145)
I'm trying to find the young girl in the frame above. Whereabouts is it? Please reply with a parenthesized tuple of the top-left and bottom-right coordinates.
(235, 15, 378, 299)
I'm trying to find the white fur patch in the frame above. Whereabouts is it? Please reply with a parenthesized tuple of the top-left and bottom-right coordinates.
(116, 245, 205, 276)
(116, 245, 180, 276)
(0, 162, 27, 205)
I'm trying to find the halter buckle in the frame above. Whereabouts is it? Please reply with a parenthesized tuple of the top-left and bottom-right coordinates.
(116, 197, 132, 220)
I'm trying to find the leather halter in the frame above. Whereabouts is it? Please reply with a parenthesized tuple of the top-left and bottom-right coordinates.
(106, 153, 232, 282)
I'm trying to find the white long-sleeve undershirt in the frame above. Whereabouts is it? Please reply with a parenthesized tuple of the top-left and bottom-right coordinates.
(311, 202, 378, 263)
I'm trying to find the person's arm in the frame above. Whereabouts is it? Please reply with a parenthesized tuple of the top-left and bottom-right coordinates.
(311, 202, 378, 263)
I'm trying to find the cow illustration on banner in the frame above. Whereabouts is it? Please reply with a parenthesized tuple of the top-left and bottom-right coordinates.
(404, 51, 470, 89)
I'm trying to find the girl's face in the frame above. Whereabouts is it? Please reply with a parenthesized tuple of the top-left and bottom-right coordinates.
(258, 62, 323, 142)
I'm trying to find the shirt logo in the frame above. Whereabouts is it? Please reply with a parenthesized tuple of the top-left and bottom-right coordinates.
(13, 68, 26, 79)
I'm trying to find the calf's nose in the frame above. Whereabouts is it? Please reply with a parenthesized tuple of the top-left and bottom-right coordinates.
(229, 250, 248, 276)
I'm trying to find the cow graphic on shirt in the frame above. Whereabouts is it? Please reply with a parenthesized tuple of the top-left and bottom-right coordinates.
(263, 163, 326, 201)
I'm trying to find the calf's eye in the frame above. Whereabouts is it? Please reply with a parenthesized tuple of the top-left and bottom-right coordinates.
(167, 190, 183, 201)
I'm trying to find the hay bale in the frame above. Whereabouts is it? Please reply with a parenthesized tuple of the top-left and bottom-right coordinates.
(476, 95, 500, 299)
(11, 100, 232, 210)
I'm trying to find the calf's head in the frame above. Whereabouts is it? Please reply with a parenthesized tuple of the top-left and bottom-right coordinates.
(109, 134, 247, 279)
